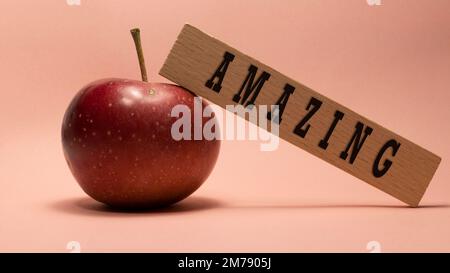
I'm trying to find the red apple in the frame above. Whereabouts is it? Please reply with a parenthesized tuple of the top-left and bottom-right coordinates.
(61, 29, 220, 208)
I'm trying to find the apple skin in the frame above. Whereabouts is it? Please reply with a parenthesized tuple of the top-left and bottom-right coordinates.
(61, 78, 220, 208)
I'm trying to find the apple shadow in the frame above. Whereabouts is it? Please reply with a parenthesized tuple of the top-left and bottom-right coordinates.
(50, 196, 450, 217)
(223, 204, 450, 210)
(50, 196, 224, 217)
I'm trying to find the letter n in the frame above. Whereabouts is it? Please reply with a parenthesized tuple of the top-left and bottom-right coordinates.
(340, 122, 373, 164)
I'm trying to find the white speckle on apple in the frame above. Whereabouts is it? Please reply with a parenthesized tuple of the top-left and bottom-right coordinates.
(83, 128, 87, 132)
(108, 103, 112, 107)
(130, 89, 142, 99)
(78, 113, 82, 118)
(107, 130, 111, 136)
(92, 132, 96, 136)
(122, 97, 133, 106)
(118, 136, 123, 141)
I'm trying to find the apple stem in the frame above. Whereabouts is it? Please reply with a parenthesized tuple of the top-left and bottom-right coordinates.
(130, 28, 148, 82)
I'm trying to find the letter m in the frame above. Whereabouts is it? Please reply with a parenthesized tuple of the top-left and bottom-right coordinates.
(232, 65, 271, 106)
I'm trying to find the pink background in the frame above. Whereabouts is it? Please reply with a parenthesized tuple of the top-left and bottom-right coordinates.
(1, 0, 449, 252)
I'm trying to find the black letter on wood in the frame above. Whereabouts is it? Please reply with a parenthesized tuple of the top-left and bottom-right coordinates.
(373, 139, 401, 177)
(205, 51, 235, 92)
(318, 110, 345, 150)
(267, 84, 295, 124)
(232, 65, 271, 106)
(293, 97, 323, 138)
(340, 122, 373, 164)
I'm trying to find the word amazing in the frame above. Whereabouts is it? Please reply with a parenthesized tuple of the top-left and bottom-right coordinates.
(160, 24, 441, 206)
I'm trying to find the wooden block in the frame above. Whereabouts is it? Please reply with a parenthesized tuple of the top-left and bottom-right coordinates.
(159, 24, 441, 207)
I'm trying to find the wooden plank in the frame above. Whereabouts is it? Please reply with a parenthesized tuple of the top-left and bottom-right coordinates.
(159, 24, 441, 207)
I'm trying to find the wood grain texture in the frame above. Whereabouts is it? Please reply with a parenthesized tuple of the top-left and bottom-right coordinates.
(159, 24, 441, 207)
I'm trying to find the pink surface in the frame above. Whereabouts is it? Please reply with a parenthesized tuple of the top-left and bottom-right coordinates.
(1, 0, 449, 252)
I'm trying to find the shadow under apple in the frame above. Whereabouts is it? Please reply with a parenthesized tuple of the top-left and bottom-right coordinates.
(50, 195, 450, 217)
(50, 195, 224, 217)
